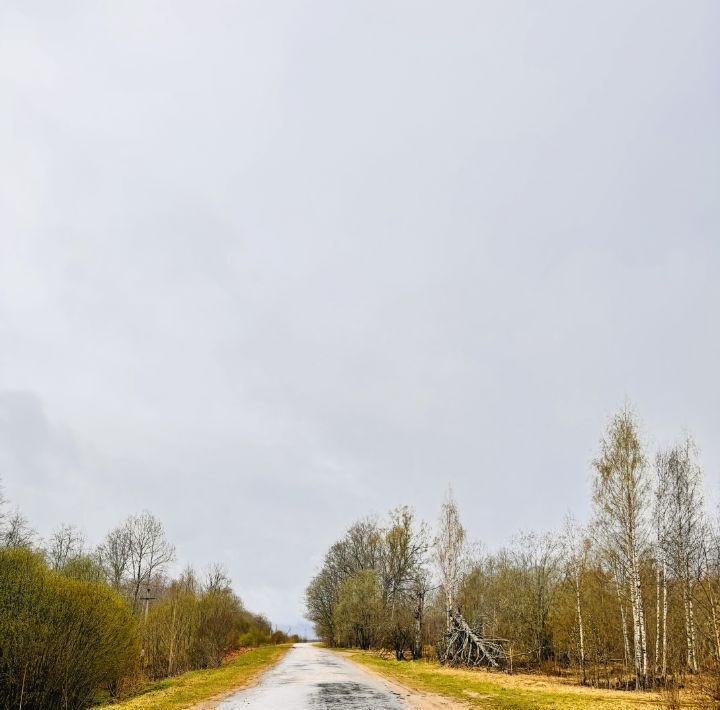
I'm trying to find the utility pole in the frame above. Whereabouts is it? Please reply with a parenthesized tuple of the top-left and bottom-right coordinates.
(139, 584, 156, 622)
(139, 584, 156, 669)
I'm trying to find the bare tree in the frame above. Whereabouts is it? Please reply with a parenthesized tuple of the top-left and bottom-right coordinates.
(593, 407, 650, 689)
(47, 523, 85, 570)
(410, 565, 433, 659)
(656, 436, 705, 674)
(205, 563, 232, 593)
(654, 456, 670, 679)
(307, 517, 384, 644)
(434, 490, 466, 629)
(562, 514, 590, 683)
(1, 509, 35, 548)
(327, 518, 383, 579)
(380, 507, 428, 606)
(613, 560, 632, 678)
(98, 522, 132, 591)
(178, 564, 199, 593)
(127, 511, 176, 610)
(510, 531, 560, 665)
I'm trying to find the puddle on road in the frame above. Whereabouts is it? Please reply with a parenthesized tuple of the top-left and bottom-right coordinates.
(310, 681, 404, 709)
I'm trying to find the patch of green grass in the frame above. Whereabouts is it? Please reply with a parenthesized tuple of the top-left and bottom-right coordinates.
(105, 645, 290, 710)
(339, 651, 670, 709)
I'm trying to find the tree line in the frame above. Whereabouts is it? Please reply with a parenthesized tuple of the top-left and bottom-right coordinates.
(0, 490, 298, 709)
(305, 406, 720, 702)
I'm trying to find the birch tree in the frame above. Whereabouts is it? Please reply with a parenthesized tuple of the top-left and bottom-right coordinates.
(562, 515, 590, 683)
(656, 437, 704, 673)
(434, 491, 465, 628)
(653, 477, 669, 679)
(593, 407, 649, 689)
(699, 519, 720, 665)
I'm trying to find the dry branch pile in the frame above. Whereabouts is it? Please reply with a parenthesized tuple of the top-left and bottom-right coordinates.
(439, 611, 508, 668)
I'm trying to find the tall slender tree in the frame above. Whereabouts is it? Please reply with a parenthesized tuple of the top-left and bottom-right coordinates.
(656, 436, 704, 673)
(562, 515, 590, 683)
(593, 407, 649, 689)
(434, 490, 465, 629)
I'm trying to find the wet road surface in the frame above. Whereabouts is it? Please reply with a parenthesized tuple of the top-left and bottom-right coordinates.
(216, 643, 406, 709)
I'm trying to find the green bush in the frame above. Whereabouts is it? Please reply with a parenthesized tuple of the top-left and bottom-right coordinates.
(0, 547, 139, 709)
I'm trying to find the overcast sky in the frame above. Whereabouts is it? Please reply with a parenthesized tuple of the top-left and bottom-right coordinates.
(0, 1, 718, 634)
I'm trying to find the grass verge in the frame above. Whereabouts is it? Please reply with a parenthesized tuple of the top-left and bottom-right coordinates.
(105, 644, 290, 710)
(338, 650, 672, 709)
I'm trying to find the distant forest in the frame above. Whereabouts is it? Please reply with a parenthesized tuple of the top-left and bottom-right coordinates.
(306, 406, 720, 702)
(0, 493, 299, 709)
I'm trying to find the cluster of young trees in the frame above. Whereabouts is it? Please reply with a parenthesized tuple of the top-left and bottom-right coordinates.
(141, 565, 283, 678)
(305, 509, 432, 660)
(306, 406, 720, 697)
(0, 485, 294, 709)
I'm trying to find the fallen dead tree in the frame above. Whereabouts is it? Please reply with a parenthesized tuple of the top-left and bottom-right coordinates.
(439, 611, 508, 668)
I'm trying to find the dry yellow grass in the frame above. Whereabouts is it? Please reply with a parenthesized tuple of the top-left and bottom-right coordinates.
(104, 645, 289, 710)
(338, 650, 700, 709)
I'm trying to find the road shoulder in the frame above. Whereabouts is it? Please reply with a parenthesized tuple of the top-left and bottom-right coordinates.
(107, 645, 290, 710)
(334, 649, 664, 709)
(332, 650, 469, 710)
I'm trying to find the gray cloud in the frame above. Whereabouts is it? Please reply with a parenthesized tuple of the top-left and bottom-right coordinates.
(1, 1, 718, 631)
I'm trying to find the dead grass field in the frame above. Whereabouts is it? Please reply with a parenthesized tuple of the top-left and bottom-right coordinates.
(337, 650, 703, 709)
(104, 644, 289, 710)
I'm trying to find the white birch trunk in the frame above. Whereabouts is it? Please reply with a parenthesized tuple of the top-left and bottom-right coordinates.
(711, 595, 720, 664)
(655, 562, 661, 680)
(631, 579, 642, 686)
(686, 584, 698, 673)
(616, 575, 630, 674)
(630, 548, 647, 688)
(680, 582, 698, 673)
(575, 572, 586, 683)
(662, 561, 668, 678)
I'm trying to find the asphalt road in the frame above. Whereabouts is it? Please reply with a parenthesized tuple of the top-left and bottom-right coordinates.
(216, 643, 406, 709)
